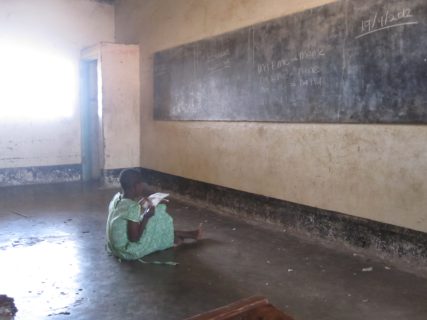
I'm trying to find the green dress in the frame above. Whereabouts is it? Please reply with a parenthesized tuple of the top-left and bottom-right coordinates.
(106, 193, 174, 260)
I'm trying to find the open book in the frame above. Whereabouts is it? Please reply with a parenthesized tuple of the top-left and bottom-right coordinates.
(139, 192, 169, 209)
(138, 193, 169, 220)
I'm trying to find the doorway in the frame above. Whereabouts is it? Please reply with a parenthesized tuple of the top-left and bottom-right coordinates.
(80, 60, 103, 182)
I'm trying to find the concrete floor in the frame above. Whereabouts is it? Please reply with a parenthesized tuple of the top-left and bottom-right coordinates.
(0, 182, 426, 320)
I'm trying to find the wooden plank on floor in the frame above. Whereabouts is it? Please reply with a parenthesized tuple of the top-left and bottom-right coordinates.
(184, 296, 295, 320)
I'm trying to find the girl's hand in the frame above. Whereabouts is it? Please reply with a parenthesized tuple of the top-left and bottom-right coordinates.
(139, 197, 154, 208)
(145, 207, 155, 219)
(141, 205, 155, 221)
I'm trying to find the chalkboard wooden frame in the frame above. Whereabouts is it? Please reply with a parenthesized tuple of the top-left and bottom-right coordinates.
(154, 0, 427, 123)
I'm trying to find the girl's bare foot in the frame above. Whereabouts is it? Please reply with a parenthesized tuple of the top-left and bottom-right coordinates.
(173, 236, 184, 247)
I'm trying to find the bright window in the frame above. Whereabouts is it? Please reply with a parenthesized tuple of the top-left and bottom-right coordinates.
(0, 40, 77, 121)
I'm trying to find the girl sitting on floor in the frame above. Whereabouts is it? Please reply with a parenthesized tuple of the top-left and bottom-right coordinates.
(106, 168, 201, 261)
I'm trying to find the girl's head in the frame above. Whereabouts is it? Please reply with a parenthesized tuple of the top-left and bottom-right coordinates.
(119, 168, 144, 199)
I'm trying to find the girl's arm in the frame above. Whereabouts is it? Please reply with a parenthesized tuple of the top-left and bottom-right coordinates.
(127, 208, 155, 242)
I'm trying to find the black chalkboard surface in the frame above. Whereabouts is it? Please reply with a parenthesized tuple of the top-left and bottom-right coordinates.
(154, 0, 427, 123)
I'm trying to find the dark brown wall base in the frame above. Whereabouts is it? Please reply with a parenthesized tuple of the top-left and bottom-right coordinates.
(102, 168, 123, 186)
(138, 168, 427, 267)
(0, 165, 81, 187)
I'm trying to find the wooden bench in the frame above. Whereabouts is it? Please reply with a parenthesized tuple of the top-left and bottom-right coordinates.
(184, 296, 295, 320)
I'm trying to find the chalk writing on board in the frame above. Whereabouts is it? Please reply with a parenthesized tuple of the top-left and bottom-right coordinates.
(259, 73, 323, 89)
(206, 49, 231, 75)
(257, 46, 326, 92)
(257, 47, 326, 75)
(294, 77, 322, 87)
(298, 48, 325, 61)
(298, 66, 321, 75)
(356, 7, 418, 39)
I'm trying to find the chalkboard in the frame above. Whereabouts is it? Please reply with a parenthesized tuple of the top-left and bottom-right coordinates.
(154, 0, 427, 123)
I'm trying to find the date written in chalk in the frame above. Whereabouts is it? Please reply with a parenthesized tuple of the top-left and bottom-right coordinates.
(356, 7, 418, 39)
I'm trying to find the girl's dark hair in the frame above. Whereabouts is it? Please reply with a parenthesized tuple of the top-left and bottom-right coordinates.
(119, 168, 143, 191)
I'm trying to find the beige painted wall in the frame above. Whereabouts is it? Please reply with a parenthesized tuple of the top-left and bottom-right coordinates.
(0, 0, 114, 168)
(100, 43, 140, 170)
(115, 0, 427, 233)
